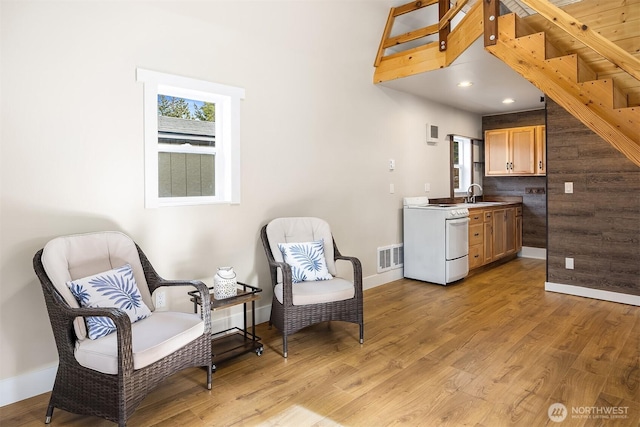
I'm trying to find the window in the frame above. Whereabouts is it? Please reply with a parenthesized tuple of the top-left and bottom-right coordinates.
(453, 136, 472, 195)
(137, 69, 244, 208)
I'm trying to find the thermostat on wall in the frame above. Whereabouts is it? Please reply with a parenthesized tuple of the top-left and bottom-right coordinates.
(427, 123, 439, 144)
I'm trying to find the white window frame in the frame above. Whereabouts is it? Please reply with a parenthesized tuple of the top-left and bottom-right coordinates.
(137, 68, 244, 208)
(453, 136, 472, 196)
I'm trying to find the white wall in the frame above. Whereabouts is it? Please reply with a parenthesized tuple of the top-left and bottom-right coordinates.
(0, 0, 481, 403)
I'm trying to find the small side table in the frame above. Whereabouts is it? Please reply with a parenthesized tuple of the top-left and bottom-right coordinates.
(188, 282, 263, 371)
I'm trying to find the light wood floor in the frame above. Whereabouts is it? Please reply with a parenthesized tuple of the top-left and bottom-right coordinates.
(2, 258, 639, 426)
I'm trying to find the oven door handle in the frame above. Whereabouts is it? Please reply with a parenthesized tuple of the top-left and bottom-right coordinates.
(447, 217, 470, 225)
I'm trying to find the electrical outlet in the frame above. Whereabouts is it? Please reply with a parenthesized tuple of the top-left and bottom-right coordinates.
(155, 290, 166, 308)
(565, 257, 574, 270)
(525, 187, 546, 194)
(565, 182, 573, 194)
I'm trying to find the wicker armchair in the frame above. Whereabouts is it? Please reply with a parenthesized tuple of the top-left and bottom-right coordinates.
(260, 217, 364, 357)
(33, 232, 212, 426)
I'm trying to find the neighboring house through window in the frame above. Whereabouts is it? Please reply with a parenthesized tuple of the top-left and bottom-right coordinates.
(137, 69, 245, 208)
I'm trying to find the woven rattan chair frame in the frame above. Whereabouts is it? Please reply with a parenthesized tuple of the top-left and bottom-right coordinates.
(33, 243, 212, 427)
(260, 223, 364, 358)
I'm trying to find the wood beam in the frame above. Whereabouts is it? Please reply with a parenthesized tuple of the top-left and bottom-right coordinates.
(483, 0, 499, 47)
(392, 0, 439, 17)
(438, 0, 450, 51)
(444, 0, 483, 65)
(439, 0, 469, 30)
(383, 24, 440, 49)
(374, 8, 396, 67)
(373, 42, 444, 83)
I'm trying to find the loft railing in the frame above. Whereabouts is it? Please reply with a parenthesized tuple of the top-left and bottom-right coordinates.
(375, 0, 639, 89)
(374, 0, 474, 69)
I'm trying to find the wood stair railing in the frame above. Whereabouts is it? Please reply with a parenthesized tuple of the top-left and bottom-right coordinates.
(483, 5, 640, 166)
(373, 0, 640, 167)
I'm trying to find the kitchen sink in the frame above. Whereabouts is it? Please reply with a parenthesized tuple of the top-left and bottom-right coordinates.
(429, 202, 506, 208)
(456, 202, 505, 208)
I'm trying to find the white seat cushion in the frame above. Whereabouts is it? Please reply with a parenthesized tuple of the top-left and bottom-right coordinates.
(274, 277, 355, 306)
(75, 311, 204, 374)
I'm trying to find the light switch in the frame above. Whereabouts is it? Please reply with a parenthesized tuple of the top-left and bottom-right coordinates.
(390, 183, 395, 194)
(565, 257, 574, 270)
(565, 182, 573, 194)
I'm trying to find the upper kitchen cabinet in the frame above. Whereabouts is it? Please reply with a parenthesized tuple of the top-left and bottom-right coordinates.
(485, 125, 545, 176)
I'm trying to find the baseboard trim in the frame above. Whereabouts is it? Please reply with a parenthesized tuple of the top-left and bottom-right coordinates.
(0, 364, 57, 407)
(518, 246, 546, 259)
(363, 269, 404, 291)
(545, 282, 640, 306)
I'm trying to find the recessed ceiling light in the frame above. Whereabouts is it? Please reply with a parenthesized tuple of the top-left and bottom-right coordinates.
(457, 81, 473, 87)
(502, 98, 515, 104)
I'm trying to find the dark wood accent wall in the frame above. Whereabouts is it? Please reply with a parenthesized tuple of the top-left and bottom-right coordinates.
(546, 99, 640, 296)
(482, 109, 547, 248)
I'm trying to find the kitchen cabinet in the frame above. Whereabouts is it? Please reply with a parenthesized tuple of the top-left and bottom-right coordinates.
(494, 207, 517, 258)
(516, 205, 523, 252)
(468, 209, 484, 269)
(485, 126, 545, 176)
(468, 203, 522, 270)
(483, 210, 493, 264)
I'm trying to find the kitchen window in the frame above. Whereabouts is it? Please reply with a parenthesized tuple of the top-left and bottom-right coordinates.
(137, 69, 244, 208)
(453, 136, 472, 196)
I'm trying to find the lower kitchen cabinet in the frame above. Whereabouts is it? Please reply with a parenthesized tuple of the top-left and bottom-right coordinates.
(516, 205, 523, 252)
(468, 209, 484, 269)
(468, 203, 522, 270)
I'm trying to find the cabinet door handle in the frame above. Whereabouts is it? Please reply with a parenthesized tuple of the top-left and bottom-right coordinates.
(539, 160, 542, 170)
(474, 233, 480, 237)
(474, 254, 480, 258)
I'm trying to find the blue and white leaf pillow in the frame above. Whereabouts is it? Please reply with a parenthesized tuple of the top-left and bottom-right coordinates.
(278, 239, 333, 284)
(67, 264, 152, 340)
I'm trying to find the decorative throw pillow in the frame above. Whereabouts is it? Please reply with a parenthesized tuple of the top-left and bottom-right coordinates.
(67, 264, 152, 340)
(278, 239, 333, 284)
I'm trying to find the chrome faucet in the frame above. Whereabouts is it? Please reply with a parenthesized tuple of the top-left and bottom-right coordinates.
(465, 183, 483, 203)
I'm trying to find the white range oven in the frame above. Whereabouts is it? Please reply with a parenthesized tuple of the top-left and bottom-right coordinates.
(403, 197, 469, 285)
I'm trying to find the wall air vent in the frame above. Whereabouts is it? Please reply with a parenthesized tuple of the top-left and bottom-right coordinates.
(377, 244, 404, 273)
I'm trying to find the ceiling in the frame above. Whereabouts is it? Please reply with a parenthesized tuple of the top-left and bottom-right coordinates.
(378, 38, 545, 115)
(377, 0, 583, 115)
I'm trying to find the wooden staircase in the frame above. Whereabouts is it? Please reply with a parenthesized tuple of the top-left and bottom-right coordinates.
(485, 12, 640, 165)
(373, 0, 640, 166)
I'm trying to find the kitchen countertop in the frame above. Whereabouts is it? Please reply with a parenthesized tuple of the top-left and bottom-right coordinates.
(428, 196, 523, 209)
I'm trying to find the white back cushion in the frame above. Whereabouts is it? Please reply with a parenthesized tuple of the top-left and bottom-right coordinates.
(266, 217, 336, 283)
(41, 231, 155, 340)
